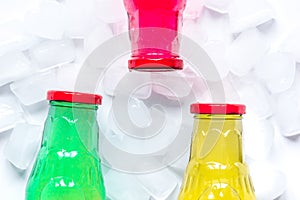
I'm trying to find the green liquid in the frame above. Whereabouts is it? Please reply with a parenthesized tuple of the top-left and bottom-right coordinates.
(26, 101, 106, 200)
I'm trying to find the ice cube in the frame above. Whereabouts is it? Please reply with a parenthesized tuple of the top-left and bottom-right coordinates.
(29, 39, 76, 70)
(254, 52, 296, 94)
(4, 123, 42, 170)
(203, 0, 232, 14)
(0, 129, 27, 200)
(228, 0, 274, 33)
(0, 52, 34, 87)
(151, 64, 205, 100)
(243, 116, 274, 160)
(249, 162, 287, 200)
(95, 0, 127, 24)
(183, 0, 204, 19)
(0, 21, 39, 56)
(233, 76, 273, 119)
(280, 27, 300, 63)
(182, 19, 207, 49)
(84, 22, 113, 54)
(56, 64, 81, 91)
(151, 70, 193, 100)
(0, 87, 24, 133)
(104, 99, 183, 155)
(226, 28, 269, 76)
(198, 9, 232, 44)
(128, 97, 152, 128)
(165, 185, 181, 200)
(203, 41, 230, 80)
(24, 0, 65, 40)
(136, 169, 178, 199)
(110, 20, 128, 35)
(273, 90, 300, 137)
(168, 149, 190, 180)
(273, 69, 300, 136)
(200, 76, 241, 104)
(10, 69, 59, 106)
(104, 169, 150, 200)
(103, 59, 152, 99)
(0, 0, 40, 23)
(21, 101, 48, 126)
(63, 0, 100, 38)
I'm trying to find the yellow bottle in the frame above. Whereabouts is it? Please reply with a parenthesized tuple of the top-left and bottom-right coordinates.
(179, 104, 256, 200)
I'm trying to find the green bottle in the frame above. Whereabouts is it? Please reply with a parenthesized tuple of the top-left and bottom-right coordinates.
(26, 91, 106, 200)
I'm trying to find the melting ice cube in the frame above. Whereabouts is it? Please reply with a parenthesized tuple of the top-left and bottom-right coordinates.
(226, 28, 269, 77)
(0, 52, 33, 87)
(228, 0, 274, 33)
(243, 116, 275, 160)
(29, 39, 76, 70)
(0, 87, 24, 133)
(136, 168, 178, 200)
(10, 69, 59, 106)
(254, 52, 296, 94)
(4, 122, 42, 170)
(24, 0, 65, 40)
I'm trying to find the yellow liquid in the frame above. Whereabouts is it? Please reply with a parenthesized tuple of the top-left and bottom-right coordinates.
(178, 115, 256, 200)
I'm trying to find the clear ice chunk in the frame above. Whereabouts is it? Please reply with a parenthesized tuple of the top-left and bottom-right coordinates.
(24, 0, 65, 40)
(128, 97, 152, 128)
(0, 87, 24, 133)
(0, 52, 33, 87)
(104, 169, 150, 200)
(21, 101, 49, 126)
(56, 64, 81, 91)
(233, 76, 273, 119)
(182, 19, 207, 47)
(84, 22, 113, 54)
(10, 69, 59, 106)
(29, 39, 76, 70)
(243, 116, 274, 160)
(249, 162, 287, 200)
(204, 0, 232, 14)
(0, 20, 39, 56)
(228, 0, 274, 33)
(102, 59, 152, 99)
(183, 0, 204, 20)
(136, 169, 178, 200)
(198, 10, 232, 44)
(203, 41, 230, 80)
(254, 52, 296, 94)
(4, 122, 42, 170)
(226, 28, 269, 76)
(63, 0, 100, 38)
(151, 70, 194, 100)
(168, 149, 190, 179)
(280, 27, 300, 63)
(273, 89, 300, 137)
(95, 0, 127, 23)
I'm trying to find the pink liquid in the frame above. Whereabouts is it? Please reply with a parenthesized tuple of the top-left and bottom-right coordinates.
(123, 0, 186, 71)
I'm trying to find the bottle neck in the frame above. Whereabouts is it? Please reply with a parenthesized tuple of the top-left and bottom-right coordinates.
(43, 101, 99, 153)
(190, 114, 244, 164)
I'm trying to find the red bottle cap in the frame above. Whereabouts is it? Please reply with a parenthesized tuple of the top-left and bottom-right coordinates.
(190, 103, 246, 115)
(47, 91, 102, 105)
(128, 58, 183, 71)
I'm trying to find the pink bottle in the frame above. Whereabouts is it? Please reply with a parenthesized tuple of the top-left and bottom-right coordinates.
(123, 0, 187, 71)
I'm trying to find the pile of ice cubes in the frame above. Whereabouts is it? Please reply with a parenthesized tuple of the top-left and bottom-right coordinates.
(1, 0, 300, 199)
